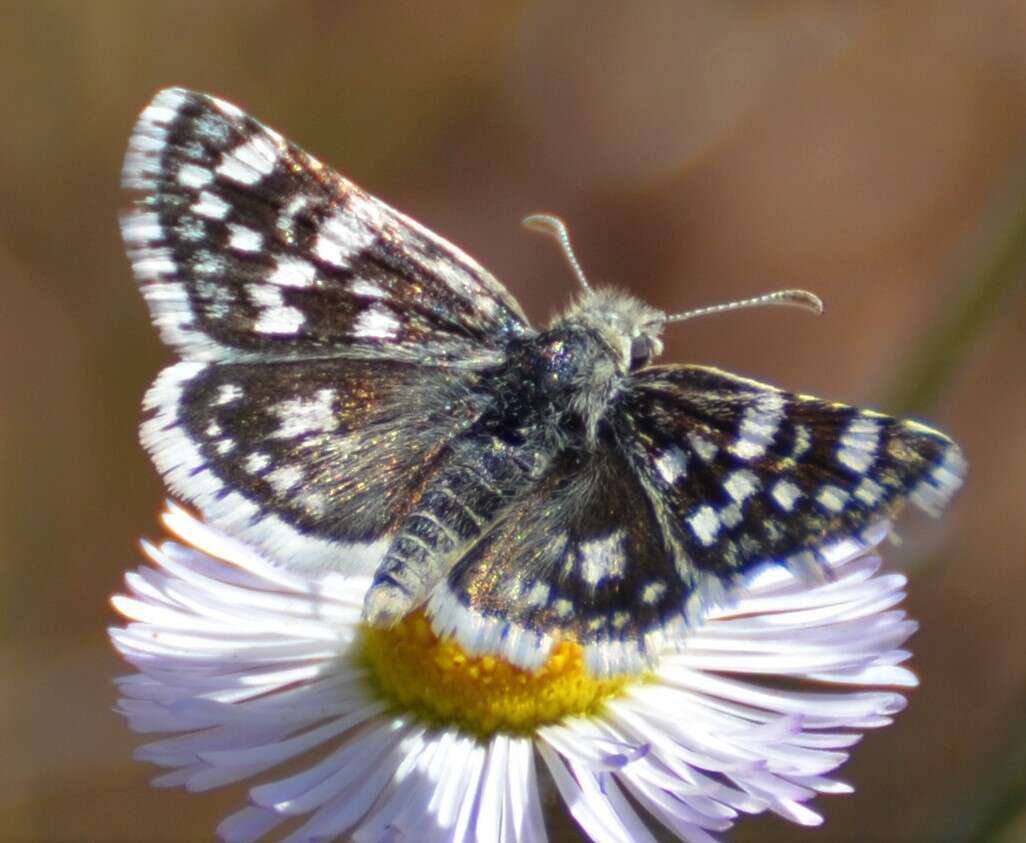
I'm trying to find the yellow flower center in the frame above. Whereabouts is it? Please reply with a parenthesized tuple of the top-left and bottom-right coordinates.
(361, 611, 639, 737)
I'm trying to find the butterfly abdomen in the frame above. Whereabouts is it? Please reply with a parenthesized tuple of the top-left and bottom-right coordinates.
(362, 427, 551, 626)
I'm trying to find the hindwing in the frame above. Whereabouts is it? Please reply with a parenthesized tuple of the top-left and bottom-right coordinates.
(142, 358, 487, 572)
(428, 445, 687, 675)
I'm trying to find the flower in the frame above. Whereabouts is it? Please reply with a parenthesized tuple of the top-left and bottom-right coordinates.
(111, 502, 917, 843)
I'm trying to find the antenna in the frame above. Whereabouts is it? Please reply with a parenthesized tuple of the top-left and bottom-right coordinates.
(521, 213, 823, 323)
(666, 289, 823, 323)
(522, 213, 592, 292)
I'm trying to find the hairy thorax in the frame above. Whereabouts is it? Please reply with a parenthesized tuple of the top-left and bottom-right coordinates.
(489, 290, 667, 447)
(491, 325, 618, 447)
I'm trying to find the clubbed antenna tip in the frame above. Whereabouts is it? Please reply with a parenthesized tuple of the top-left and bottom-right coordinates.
(522, 213, 592, 292)
(667, 289, 824, 323)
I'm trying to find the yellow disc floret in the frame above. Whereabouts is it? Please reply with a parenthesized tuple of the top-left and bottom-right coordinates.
(361, 611, 639, 738)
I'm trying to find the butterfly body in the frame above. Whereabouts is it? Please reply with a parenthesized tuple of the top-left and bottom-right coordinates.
(123, 89, 965, 676)
(366, 290, 666, 623)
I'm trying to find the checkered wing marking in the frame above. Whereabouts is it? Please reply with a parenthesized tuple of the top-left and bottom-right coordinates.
(619, 365, 966, 581)
(428, 445, 687, 677)
(429, 364, 965, 676)
(142, 358, 486, 571)
(122, 88, 529, 363)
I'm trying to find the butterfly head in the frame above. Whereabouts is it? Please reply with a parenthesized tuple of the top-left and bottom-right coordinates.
(559, 288, 666, 374)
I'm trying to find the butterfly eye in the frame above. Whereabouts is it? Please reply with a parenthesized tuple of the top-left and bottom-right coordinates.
(629, 336, 653, 371)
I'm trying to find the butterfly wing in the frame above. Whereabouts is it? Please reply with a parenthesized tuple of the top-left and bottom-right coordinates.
(124, 88, 528, 569)
(122, 88, 529, 364)
(428, 444, 687, 676)
(143, 357, 490, 572)
(429, 364, 965, 676)
(620, 365, 965, 579)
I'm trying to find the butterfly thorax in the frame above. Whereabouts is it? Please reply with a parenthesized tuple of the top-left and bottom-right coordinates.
(535, 289, 667, 445)
(486, 326, 613, 449)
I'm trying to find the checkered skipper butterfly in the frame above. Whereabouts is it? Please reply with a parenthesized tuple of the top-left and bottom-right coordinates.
(122, 89, 965, 676)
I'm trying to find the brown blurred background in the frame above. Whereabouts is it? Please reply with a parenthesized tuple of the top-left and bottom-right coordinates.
(2, 2, 1025, 841)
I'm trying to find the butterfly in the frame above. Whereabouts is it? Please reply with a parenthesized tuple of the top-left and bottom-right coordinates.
(121, 88, 965, 676)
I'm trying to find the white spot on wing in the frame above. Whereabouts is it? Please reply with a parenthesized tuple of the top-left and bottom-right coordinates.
(297, 489, 328, 518)
(353, 304, 400, 339)
(837, 417, 881, 473)
(216, 134, 279, 185)
(419, 253, 474, 298)
(579, 530, 627, 586)
(313, 200, 382, 267)
(730, 392, 784, 460)
(266, 465, 303, 495)
(270, 388, 338, 439)
(854, 477, 885, 506)
(194, 251, 225, 276)
(194, 113, 231, 144)
(911, 444, 966, 516)
(771, 479, 802, 511)
(641, 581, 666, 604)
(245, 452, 271, 474)
(177, 163, 213, 190)
(254, 305, 304, 334)
(791, 424, 812, 459)
(228, 223, 263, 253)
(687, 505, 720, 546)
(268, 256, 317, 288)
(719, 502, 743, 528)
(654, 447, 687, 485)
(524, 582, 550, 608)
(687, 432, 717, 463)
(277, 194, 310, 236)
(724, 469, 760, 503)
(249, 285, 305, 335)
(816, 484, 850, 513)
(215, 383, 243, 405)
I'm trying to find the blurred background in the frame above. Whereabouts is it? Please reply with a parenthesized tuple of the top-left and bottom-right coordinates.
(2, 2, 1025, 841)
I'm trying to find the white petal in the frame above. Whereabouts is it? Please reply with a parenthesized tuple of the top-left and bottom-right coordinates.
(538, 741, 655, 843)
(282, 726, 411, 842)
(251, 717, 407, 813)
(451, 741, 487, 842)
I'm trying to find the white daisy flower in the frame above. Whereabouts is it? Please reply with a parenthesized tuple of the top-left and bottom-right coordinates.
(111, 503, 917, 843)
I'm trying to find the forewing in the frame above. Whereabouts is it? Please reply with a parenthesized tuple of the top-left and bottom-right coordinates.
(143, 358, 486, 572)
(122, 88, 529, 363)
(618, 365, 966, 582)
(428, 447, 688, 677)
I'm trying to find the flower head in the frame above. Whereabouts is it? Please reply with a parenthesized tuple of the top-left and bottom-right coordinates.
(111, 503, 916, 842)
